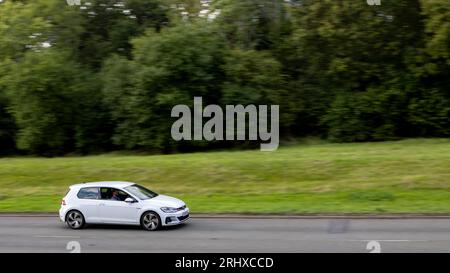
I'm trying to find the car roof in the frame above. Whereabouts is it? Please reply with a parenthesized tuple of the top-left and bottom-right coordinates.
(70, 181, 135, 189)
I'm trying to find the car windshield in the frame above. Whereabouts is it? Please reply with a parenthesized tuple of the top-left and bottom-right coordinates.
(124, 184, 158, 200)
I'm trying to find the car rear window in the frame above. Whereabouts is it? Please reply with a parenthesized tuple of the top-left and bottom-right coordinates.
(77, 187, 100, 200)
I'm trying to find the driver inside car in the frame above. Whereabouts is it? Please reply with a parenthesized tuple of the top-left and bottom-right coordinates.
(111, 190, 120, 201)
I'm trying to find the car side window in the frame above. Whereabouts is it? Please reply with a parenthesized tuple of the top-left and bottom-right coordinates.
(100, 187, 131, 201)
(77, 187, 100, 199)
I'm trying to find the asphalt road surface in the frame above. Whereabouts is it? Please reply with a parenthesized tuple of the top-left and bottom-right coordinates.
(0, 216, 449, 253)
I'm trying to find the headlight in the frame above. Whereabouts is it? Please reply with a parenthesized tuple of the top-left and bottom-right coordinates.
(161, 207, 179, 213)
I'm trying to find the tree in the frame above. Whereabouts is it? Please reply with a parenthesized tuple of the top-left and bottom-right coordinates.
(221, 49, 298, 130)
(403, 0, 450, 137)
(215, 0, 290, 50)
(0, 0, 448, 155)
(282, 0, 430, 141)
(0, 0, 85, 62)
(102, 23, 225, 151)
(72, 0, 169, 68)
(0, 88, 15, 155)
(421, 0, 450, 63)
(2, 49, 99, 155)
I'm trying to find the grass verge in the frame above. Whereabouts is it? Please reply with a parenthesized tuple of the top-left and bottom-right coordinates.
(0, 138, 449, 213)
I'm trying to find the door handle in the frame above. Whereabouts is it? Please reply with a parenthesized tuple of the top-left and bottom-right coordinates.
(99, 203, 105, 206)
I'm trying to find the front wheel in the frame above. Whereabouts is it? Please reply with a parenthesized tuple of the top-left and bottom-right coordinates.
(66, 210, 85, 230)
(141, 211, 161, 231)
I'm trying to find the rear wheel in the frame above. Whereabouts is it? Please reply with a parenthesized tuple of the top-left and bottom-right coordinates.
(66, 210, 85, 230)
(141, 211, 161, 231)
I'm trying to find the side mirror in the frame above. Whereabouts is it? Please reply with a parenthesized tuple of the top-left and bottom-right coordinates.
(125, 197, 136, 203)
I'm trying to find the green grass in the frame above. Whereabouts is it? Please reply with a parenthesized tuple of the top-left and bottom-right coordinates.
(0, 138, 449, 213)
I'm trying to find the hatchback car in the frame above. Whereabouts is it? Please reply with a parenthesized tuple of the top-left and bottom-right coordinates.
(59, 181, 189, 231)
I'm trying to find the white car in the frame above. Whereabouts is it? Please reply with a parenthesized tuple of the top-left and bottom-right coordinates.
(59, 181, 189, 231)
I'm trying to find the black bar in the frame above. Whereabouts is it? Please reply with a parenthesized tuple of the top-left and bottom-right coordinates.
(1, 253, 446, 272)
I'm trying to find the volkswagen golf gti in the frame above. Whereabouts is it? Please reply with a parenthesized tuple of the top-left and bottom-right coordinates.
(59, 181, 189, 231)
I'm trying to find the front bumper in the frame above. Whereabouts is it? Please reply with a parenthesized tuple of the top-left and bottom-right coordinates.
(162, 208, 190, 226)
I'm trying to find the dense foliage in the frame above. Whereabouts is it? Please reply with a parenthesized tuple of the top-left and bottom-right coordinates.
(0, 0, 448, 155)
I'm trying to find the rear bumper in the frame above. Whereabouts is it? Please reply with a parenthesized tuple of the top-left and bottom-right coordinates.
(59, 207, 68, 222)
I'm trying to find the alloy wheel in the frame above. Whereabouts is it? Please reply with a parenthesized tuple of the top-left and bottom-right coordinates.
(142, 212, 160, 231)
(67, 211, 84, 229)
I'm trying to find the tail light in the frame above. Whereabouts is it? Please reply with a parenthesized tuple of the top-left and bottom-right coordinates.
(61, 199, 66, 206)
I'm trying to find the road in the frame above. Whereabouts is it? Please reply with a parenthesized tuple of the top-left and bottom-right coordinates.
(0, 216, 449, 252)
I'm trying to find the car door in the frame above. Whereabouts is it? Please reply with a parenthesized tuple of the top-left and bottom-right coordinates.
(76, 187, 101, 223)
(98, 187, 141, 224)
